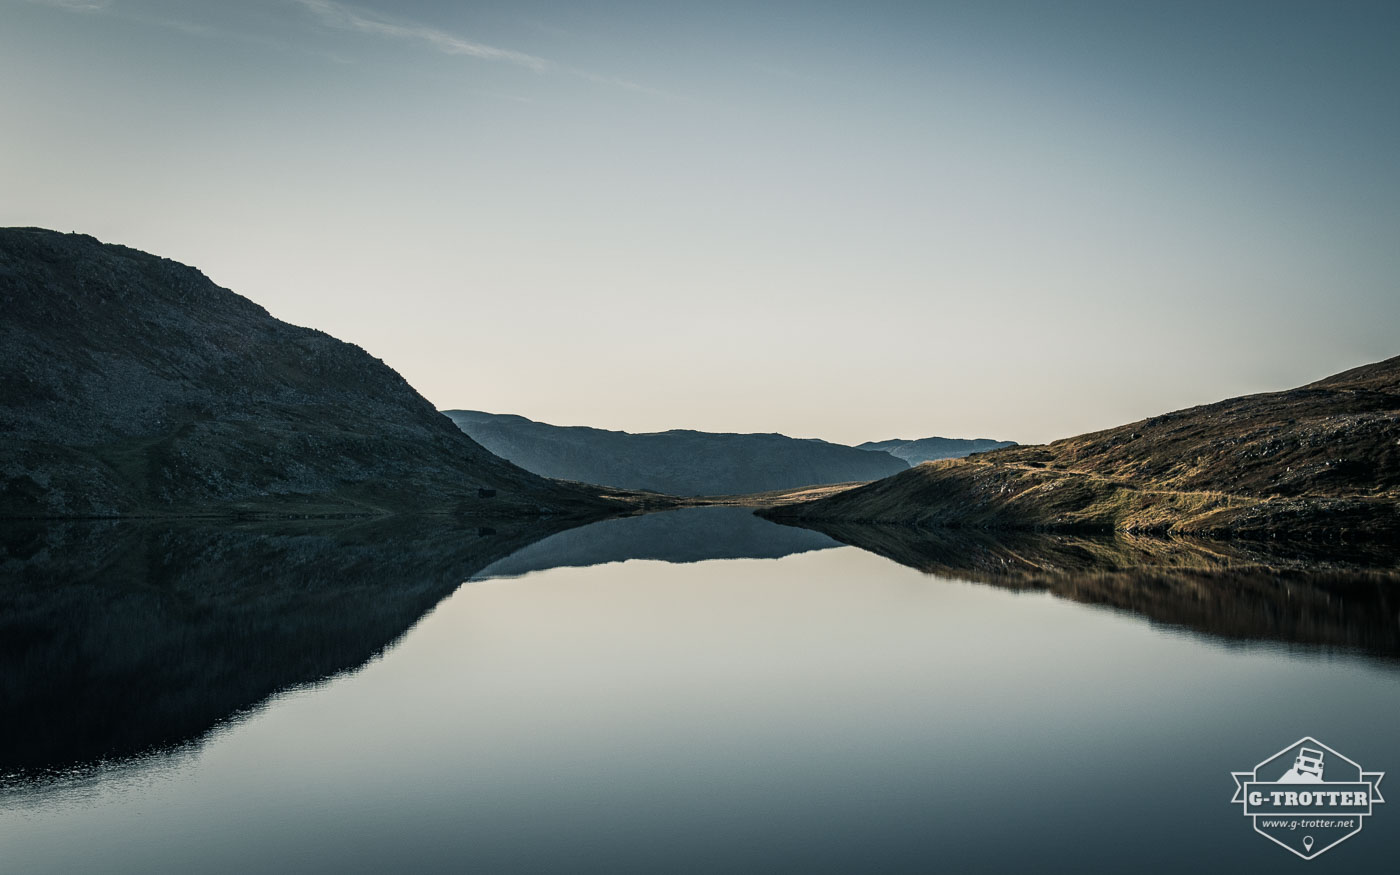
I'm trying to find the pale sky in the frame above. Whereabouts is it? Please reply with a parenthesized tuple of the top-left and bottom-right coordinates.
(3, 0, 1397, 445)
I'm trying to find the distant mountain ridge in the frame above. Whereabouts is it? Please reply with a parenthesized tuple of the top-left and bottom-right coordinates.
(765, 356, 1400, 543)
(443, 410, 910, 497)
(857, 436, 1016, 464)
(0, 228, 621, 518)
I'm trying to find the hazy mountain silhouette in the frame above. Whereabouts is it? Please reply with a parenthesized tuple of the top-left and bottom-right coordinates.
(766, 356, 1400, 542)
(0, 229, 625, 519)
(857, 436, 1015, 464)
(443, 410, 909, 496)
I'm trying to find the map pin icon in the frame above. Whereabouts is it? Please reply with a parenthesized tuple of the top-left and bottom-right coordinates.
(1303, 836, 1314, 853)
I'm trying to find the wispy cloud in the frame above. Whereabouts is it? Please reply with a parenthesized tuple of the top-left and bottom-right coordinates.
(566, 68, 669, 98)
(29, 0, 669, 98)
(26, 0, 355, 62)
(23, 0, 113, 11)
(291, 0, 676, 99)
(291, 0, 552, 74)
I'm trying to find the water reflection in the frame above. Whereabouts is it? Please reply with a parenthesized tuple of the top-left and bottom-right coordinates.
(765, 519, 1400, 660)
(0, 507, 837, 786)
(0, 515, 581, 783)
(4, 508, 1400, 874)
(475, 505, 841, 579)
(4, 508, 1397, 792)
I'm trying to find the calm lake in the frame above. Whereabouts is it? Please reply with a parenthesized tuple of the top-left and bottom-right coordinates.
(2, 507, 1396, 873)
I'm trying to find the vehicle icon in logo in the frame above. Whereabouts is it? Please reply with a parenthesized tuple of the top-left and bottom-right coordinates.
(1278, 747, 1326, 783)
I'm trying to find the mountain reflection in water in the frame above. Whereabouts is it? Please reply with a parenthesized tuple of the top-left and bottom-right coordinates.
(3, 507, 1396, 790)
(0, 515, 575, 783)
(473, 505, 842, 578)
(766, 518, 1400, 660)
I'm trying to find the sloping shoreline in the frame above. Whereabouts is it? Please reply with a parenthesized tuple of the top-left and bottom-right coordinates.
(762, 355, 1400, 544)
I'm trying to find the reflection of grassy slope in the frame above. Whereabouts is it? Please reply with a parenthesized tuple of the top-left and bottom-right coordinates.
(768, 518, 1400, 659)
(0, 515, 583, 782)
(765, 356, 1400, 541)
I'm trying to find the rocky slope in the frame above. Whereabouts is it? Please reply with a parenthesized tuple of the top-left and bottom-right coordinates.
(0, 228, 628, 518)
(765, 356, 1400, 542)
(857, 436, 1016, 464)
(443, 410, 910, 496)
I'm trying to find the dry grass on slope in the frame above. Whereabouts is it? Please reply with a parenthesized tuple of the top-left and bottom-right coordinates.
(764, 355, 1400, 543)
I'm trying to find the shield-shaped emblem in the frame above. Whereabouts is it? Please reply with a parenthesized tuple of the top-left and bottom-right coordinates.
(1230, 737, 1385, 859)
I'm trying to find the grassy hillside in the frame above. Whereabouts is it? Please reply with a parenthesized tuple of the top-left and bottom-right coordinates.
(764, 356, 1400, 542)
(0, 229, 633, 519)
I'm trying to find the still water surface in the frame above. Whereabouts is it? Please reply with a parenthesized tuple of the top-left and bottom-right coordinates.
(1, 508, 1396, 873)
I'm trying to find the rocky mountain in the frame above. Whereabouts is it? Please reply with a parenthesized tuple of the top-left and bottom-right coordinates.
(443, 410, 910, 497)
(857, 436, 1016, 464)
(765, 356, 1400, 543)
(0, 228, 628, 518)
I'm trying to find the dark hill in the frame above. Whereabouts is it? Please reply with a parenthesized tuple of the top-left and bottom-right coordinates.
(857, 436, 1016, 464)
(765, 356, 1400, 542)
(443, 410, 910, 497)
(0, 228, 623, 518)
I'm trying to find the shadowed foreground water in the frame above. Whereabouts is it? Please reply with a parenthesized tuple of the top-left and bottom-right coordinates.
(1, 507, 1397, 873)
